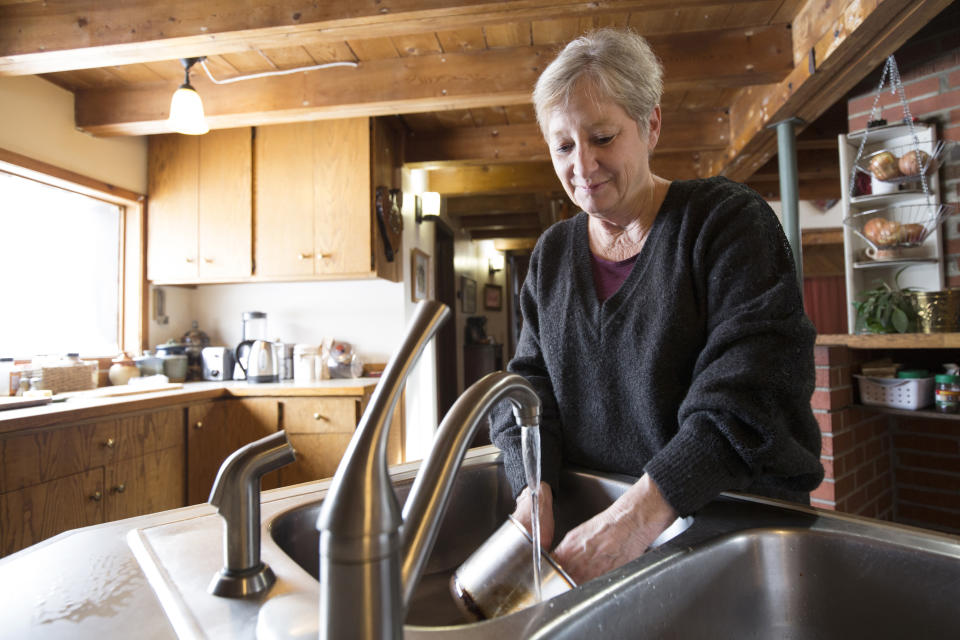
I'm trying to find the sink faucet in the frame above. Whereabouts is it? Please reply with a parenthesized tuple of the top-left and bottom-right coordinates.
(316, 300, 541, 640)
(208, 429, 296, 598)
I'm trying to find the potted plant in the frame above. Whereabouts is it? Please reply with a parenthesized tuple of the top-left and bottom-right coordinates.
(852, 268, 920, 334)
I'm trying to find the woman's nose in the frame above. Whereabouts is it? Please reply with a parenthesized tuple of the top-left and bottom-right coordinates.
(572, 146, 597, 177)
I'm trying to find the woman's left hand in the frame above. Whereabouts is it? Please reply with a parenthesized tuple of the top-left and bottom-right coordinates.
(551, 474, 677, 584)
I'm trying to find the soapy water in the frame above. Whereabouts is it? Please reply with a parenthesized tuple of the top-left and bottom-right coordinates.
(521, 425, 542, 603)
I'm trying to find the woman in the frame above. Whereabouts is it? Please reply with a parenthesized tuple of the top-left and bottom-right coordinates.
(490, 29, 824, 584)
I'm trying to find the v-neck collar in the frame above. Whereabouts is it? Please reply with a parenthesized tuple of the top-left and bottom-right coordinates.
(571, 181, 678, 326)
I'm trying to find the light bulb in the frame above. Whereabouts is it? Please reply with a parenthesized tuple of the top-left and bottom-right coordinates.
(168, 84, 209, 135)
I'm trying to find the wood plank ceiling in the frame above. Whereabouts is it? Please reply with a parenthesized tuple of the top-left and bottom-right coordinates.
(0, 0, 952, 241)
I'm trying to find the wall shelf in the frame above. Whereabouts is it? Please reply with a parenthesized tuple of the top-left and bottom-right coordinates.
(857, 403, 960, 422)
(817, 333, 960, 348)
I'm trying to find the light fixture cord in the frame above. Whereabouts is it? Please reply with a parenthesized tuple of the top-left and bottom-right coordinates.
(199, 59, 358, 85)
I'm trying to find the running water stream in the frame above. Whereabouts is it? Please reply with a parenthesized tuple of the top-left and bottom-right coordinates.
(521, 425, 542, 603)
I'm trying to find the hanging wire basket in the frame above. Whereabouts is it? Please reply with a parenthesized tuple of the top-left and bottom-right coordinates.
(856, 140, 947, 184)
(843, 203, 954, 250)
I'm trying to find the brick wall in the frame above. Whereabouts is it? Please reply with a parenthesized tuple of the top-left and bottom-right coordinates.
(812, 344, 960, 535)
(846, 30, 960, 285)
(811, 345, 895, 521)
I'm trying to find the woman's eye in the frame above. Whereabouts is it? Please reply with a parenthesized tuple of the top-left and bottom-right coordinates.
(595, 135, 614, 145)
(555, 143, 573, 154)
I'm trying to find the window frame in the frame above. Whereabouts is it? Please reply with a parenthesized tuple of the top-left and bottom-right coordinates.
(0, 147, 147, 362)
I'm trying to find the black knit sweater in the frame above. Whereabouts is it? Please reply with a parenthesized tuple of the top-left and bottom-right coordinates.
(490, 177, 824, 516)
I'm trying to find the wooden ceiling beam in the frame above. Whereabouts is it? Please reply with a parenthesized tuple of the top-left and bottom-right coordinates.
(446, 194, 541, 216)
(405, 109, 729, 164)
(458, 213, 542, 229)
(0, 0, 783, 76)
(470, 228, 543, 240)
(714, 0, 953, 182)
(425, 162, 561, 195)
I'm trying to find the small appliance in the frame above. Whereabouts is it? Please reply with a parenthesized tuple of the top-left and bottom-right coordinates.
(235, 339, 279, 383)
(202, 347, 234, 381)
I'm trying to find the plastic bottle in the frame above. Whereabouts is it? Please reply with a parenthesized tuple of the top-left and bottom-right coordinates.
(934, 374, 960, 413)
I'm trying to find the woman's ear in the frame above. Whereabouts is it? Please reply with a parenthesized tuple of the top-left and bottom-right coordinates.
(646, 105, 662, 150)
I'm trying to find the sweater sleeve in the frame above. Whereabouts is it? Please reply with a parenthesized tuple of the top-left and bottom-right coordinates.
(644, 182, 824, 515)
(489, 241, 565, 499)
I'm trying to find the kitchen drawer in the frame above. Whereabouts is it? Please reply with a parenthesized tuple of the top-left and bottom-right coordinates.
(278, 433, 353, 485)
(116, 408, 184, 460)
(281, 398, 359, 434)
(0, 422, 118, 493)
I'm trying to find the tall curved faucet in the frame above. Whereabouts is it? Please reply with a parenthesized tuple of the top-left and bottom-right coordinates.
(316, 300, 541, 640)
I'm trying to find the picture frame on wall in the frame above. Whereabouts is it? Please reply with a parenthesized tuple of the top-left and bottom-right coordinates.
(461, 276, 477, 313)
(484, 284, 503, 311)
(411, 248, 431, 302)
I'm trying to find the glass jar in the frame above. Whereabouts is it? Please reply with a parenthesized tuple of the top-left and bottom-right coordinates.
(934, 374, 960, 413)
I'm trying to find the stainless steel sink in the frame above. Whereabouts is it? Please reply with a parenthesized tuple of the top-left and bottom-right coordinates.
(267, 456, 960, 638)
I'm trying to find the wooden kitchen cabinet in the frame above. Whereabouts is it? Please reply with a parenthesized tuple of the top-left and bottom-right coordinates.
(276, 394, 403, 486)
(0, 407, 186, 557)
(186, 398, 279, 505)
(147, 127, 253, 284)
(254, 117, 402, 282)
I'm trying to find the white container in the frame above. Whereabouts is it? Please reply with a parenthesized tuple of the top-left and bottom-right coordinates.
(0, 358, 13, 396)
(293, 344, 323, 384)
(855, 375, 935, 410)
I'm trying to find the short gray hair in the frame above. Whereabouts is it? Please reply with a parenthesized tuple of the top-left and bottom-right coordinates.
(533, 29, 663, 134)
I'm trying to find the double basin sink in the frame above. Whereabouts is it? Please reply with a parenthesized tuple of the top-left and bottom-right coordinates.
(130, 449, 960, 639)
(266, 453, 960, 639)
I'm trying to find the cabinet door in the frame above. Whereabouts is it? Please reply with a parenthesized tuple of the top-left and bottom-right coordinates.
(148, 134, 199, 282)
(199, 127, 253, 280)
(277, 397, 359, 486)
(186, 398, 279, 504)
(313, 118, 372, 276)
(254, 122, 316, 277)
(1, 469, 104, 557)
(0, 421, 118, 494)
(105, 445, 185, 522)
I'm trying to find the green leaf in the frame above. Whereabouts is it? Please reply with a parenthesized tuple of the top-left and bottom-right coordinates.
(892, 307, 908, 333)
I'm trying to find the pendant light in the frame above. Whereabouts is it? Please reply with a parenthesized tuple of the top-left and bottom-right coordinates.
(168, 57, 209, 135)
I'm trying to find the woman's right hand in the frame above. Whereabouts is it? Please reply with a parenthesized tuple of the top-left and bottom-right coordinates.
(510, 481, 555, 549)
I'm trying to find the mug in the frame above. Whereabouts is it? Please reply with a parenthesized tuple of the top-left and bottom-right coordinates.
(866, 245, 902, 261)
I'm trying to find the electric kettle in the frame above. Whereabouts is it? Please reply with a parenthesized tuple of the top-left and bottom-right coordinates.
(235, 340, 279, 383)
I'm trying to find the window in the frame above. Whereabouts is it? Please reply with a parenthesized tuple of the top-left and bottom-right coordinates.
(0, 151, 145, 360)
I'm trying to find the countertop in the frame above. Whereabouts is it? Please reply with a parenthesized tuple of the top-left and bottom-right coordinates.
(0, 378, 383, 435)
(816, 333, 960, 348)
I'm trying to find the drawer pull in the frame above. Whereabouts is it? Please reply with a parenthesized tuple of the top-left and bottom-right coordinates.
(103, 437, 116, 449)
(112, 483, 127, 494)
(195, 421, 203, 429)
(298, 252, 313, 260)
(313, 412, 327, 421)
(90, 491, 103, 502)
(204, 257, 214, 264)
(317, 252, 333, 260)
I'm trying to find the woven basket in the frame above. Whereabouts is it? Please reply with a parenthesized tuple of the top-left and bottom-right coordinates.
(39, 362, 98, 394)
(912, 290, 960, 333)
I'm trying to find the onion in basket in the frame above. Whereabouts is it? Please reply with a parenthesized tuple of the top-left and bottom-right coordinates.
(897, 150, 930, 176)
(863, 217, 903, 246)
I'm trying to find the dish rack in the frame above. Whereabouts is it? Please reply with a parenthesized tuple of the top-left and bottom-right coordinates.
(855, 374, 934, 410)
(843, 203, 953, 249)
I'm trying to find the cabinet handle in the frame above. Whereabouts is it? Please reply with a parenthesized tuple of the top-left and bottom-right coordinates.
(186, 257, 195, 263)
(195, 421, 203, 429)
(90, 491, 103, 502)
(103, 437, 116, 448)
(111, 483, 127, 494)
(203, 257, 214, 263)
(298, 252, 313, 260)
(313, 412, 327, 421)
(317, 252, 333, 260)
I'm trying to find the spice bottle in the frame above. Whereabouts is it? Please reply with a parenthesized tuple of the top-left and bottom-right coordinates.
(934, 374, 960, 413)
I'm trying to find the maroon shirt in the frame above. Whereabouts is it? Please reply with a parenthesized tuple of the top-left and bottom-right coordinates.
(590, 251, 639, 301)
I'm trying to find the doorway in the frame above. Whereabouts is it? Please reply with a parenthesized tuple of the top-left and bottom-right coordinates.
(433, 220, 458, 421)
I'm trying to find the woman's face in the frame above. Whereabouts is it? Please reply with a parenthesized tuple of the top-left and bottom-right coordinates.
(545, 82, 661, 225)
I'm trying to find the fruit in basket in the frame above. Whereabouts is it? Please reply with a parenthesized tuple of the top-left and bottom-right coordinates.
(897, 150, 931, 176)
(868, 151, 901, 180)
(863, 217, 903, 246)
(900, 223, 925, 243)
